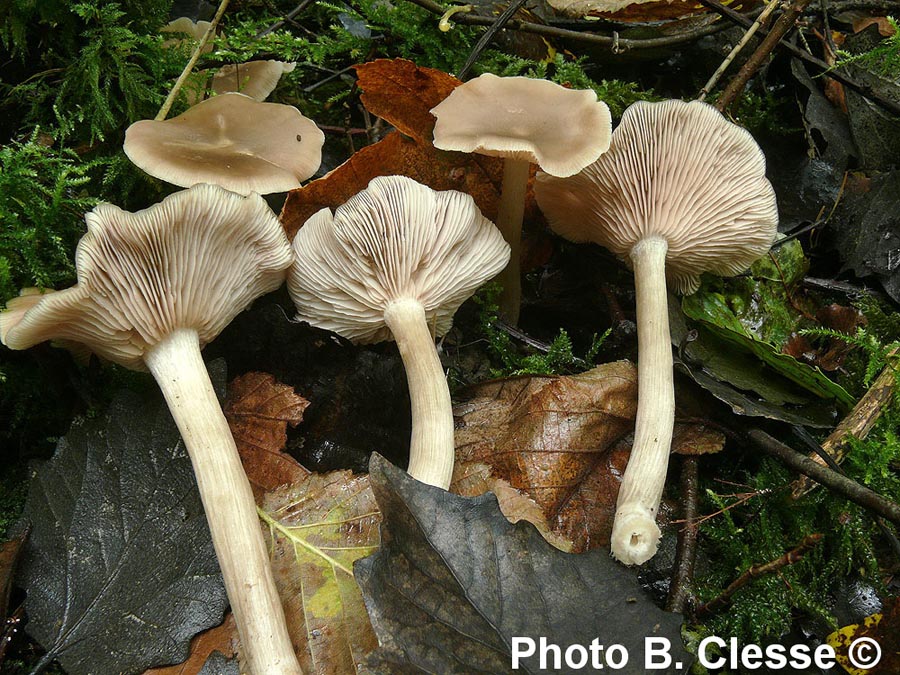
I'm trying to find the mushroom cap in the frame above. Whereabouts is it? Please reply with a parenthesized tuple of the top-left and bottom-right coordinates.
(430, 73, 612, 177)
(160, 17, 214, 53)
(212, 61, 297, 101)
(1, 184, 292, 370)
(535, 99, 778, 294)
(124, 93, 324, 195)
(288, 175, 510, 344)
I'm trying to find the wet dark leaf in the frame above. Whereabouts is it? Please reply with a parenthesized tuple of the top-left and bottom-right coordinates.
(356, 454, 692, 674)
(20, 368, 228, 675)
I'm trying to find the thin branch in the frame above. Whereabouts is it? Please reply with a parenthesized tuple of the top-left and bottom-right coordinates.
(695, 534, 823, 616)
(699, 0, 779, 100)
(256, 0, 316, 38)
(157, 0, 230, 121)
(458, 0, 529, 80)
(716, 0, 816, 111)
(666, 455, 700, 614)
(697, 0, 900, 116)
(405, 0, 738, 51)
(746, 429, 900, 526)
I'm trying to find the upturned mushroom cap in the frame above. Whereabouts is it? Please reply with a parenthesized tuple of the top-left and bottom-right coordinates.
(212, 61, 297, 100)
(160, 17, 214, 52)
(535, 99, 778, 294)
(288, 175, 510, 343)
(124, 93, 324, 195)
(430, 73, 612, 177)
(1, 184, 292, 370)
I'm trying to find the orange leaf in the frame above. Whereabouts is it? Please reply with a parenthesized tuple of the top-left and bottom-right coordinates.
(355, 58, 460, 144)
(224, 372, 310, 492)
(143, 615, 238, 675)
(281, 131, 503, 240)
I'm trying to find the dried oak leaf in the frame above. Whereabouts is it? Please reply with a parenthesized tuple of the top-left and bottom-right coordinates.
(144, 615, 237, 675)
(355, 59, 459, 144)
(224, 371, 310, 492)
(452, 361, 723, 552)
(260, 470, 381, 674)
(281, 131, 503, 240)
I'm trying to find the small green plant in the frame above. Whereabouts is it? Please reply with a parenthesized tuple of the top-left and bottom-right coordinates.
(801, 326, 899, 387)
(473, 283, 608, 376)
(834, 17, 900, 78)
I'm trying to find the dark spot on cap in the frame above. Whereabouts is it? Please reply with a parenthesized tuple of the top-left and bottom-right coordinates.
(296, 134, 302, 142)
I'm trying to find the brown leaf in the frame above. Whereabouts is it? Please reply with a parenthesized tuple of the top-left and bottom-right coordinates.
(0, 530, 28, 620)
(281, 131, 503, 240)
(260, 471, 381, 674)
(452, 361, 720, 552)
(827, 597, 900, 674)
(224, 372, 310, 491)
(853, 16, 897, 37)
(783, 304, 867, 371)
(355, 59, 460, 144)
(143, 615, 238, 675)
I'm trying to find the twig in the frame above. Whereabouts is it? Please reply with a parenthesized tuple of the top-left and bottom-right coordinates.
(695, 534, 823, 616)
(696, 0, 900, 116)
(256, 0, 316, 37)
(699, 0, 779, 100)
(791, 357, 898, 497)
(457, 0, 529, 80)
(405, 0, 738, 51)
(746, 429, 900, 525)
(667, 455, 700, 614)
(156, 0, 230, 121)
(716, 0, 816, 112)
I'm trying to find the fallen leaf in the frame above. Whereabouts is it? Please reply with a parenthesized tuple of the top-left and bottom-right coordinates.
(260, 470, 381, 674)
(281, 131, 503, 240)
(827, 597, 900, 674)
(0, 530, 27, 621)
(144, 615, 238, 675)
(357, 454, 692, 674)
(355, 59, 459, 144)
(224, 371, 310, 492)
(19, 364, 229, 675)
(852, 16, 897, 37)
(451, 361, 722, 552)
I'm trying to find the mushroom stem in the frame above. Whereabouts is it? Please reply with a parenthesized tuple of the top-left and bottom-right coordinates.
(384, 299, 455, 489)
(611, 236, 675, 565)
(144, 328, 302, 675)
(495, 157, 531, 325)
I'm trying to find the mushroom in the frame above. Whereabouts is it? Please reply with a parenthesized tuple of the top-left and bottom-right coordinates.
(212, 61, 297, 100)
(0, 184, 302, 675)
(124, 92, 324, 195)
(430, 74, 611, 323)
(287, 175, 510, 489)
(535, 99, 778, 565)
(160, 17, 214, 52)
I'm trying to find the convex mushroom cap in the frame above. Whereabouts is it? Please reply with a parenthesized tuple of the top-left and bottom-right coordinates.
(288, 175, 509, 488)
(289, 175, 510, 343)
(212, 61, 297, 100)
(536, 99, 778, 294)
(124, 93, 324, 195)
(160, 17, 214, 52)
(430, 74, 612, 324)
(1, 183, 292, 368)
(536, 99, 778, 566)
(430, 73, 612, 177)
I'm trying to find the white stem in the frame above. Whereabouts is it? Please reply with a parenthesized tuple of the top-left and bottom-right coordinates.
(384, 300, 455, 489)
(145, 329, 302, 675)
(611, 237, 675, 565)
(495, 157, 531, 325)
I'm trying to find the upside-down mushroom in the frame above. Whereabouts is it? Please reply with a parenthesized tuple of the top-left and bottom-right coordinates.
(288, 175, 509, 489)
(535, 100, 778, 565)
(0, 185, 301, 675)
(430, 74, 611, 324)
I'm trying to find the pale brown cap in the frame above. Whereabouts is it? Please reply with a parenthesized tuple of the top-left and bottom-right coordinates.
(1, 184, 292, 370)
(430, 74, 612, 177)
(535, 99, 778, 293)
(160, 17, 214, 53)
(124, 93, 324, 195)
(288, 175, 510, 343)
(212, 61, 297, 100)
